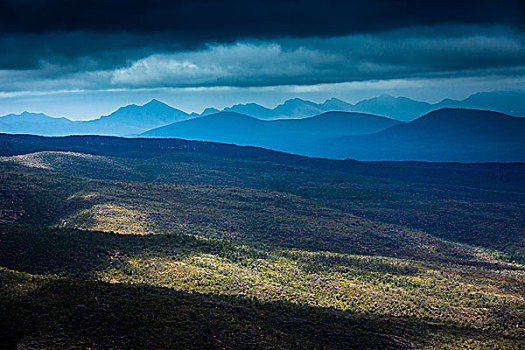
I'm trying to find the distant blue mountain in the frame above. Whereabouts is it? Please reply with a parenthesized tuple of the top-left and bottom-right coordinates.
(318, 98, 354, 111)
(269, 111, 402, 138)
(2, 90, 525, 138)
(143, 112, 264, 145)
(435, 91, 525, 116)
(211, 90, 525, 121)
(142, 108, 525, 162)
(0, 100, 193, 136)
(305, 109, 525, 162)
(223, 98, 328, 119)
(200, 107, 221, 116)
(271, 98, 326, 119)
(223, 103, 275, 119)
(141, 111, 403, 150)
(0, 112, 75, 136)
(80, 99, 191, 135)
(350, 95, 434, 121)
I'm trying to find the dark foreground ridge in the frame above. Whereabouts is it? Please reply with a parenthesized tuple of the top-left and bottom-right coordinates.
(1, 132, 524, 193)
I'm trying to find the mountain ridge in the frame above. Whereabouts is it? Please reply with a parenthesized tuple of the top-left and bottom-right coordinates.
(140, 107, 525, 162)
(141, 110, 403, 148)
(0, 100, 193, 136)
(215, 90, 525, 121)
(1, 90, 524, 137)
(305, 108, 525, 162)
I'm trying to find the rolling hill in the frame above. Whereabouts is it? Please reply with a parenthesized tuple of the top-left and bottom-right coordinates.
(142, 112, 266, 145)
(0, 136, 523, 348)
(269, 111, 403, 137)
(3, 108, 522, 162)
(307, 108, 525, 162)
(223, 103, 275, 119)
(435, 90, 525, 116)
(141, 108, 525, 162)
(141, 110, 402, 149)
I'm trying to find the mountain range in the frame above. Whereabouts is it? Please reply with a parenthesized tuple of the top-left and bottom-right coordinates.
(0, 112, 77, 136)
(141, 111, 402, 147)
(0, 99, 191, 136)
(1, 90, 524, 137)
(220, 90, 525, 121)
(142, 108, 525, 162)
(1, 90, 524, 162)
(304, 108, 525, 162)
(80, 99, 191, 135)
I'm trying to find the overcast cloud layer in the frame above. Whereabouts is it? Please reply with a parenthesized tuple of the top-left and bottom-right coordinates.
(2, 26, 524, 92)
(0, 0, 524, 117)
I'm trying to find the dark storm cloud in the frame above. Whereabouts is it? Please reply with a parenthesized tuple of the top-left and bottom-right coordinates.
(0, 32, 182, 69)
(0, 0, 524, 93)
(0, 0, 524, 69)
(1, 28, 524, 93)
(1, 0, 524, 37)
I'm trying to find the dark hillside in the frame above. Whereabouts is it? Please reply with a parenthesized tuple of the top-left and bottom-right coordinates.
(1, 133, 524, 193)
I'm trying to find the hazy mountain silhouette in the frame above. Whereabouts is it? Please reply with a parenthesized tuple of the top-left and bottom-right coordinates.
(142, 108, 525, 162)
(271, 98, 326, 118)
(200, 107, 221, 116)
(269, 111, 402, 137)
(141, 111, 402, 150)
(0, 100, 193, 136)
(208, 90, 525, 121)
(350, 95, 434, 121)
(318, 98, 354, 111)
(80, 99, 191, 135)
(222, 99, 327, 119)
(0, 112, 75, 136)
(435, 90, 525, 116)
(2, 91, 525, 138)
(143, 112, 265, 145)
(306, 108, 525, 162)
(223, 103, 275, 119)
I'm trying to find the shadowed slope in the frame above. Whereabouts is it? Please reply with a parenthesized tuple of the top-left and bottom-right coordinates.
(306, 108, 525, 161)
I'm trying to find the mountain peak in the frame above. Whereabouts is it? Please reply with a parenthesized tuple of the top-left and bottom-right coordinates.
(325, 97, 345, 103)
(18, 111, 49, 118)
(283, 98, 307, 105)
(1, 111, 60, 120)
(144, 99, 167, 107)
(277, 98, 321, 109)
(201, 107, 220, 116)
(376, 94, 396, 101)
(232, 102, 261, 107)
(320, 98, 353, 111)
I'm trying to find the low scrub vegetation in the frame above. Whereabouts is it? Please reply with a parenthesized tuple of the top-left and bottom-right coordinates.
(0, 151, 523, 349)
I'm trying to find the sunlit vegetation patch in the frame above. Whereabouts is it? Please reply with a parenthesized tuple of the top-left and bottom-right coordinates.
(0, 159, 509, 265)
(0, 226, 523, 349)
(0, 151, 524, 348)
(3, 150, 523, 259)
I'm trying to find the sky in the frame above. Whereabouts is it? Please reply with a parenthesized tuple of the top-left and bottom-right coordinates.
(0, 0, 524, 120)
